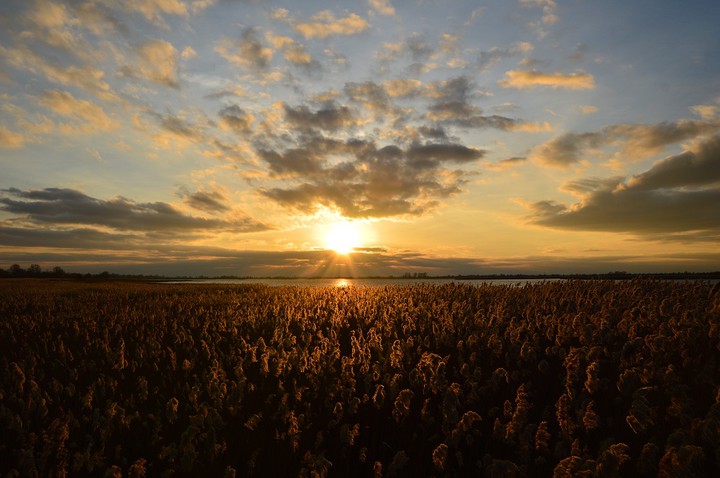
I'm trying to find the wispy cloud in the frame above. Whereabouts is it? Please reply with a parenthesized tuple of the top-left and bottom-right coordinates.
(215, 28, 273, 71)
(121, 38, 180, 88)
(39, 90, 117, 133)
(499, 70, 594, 90)
(265, 33, 314, 66)
(177, 186, 231, 214)
(122, 0, 188, 29)
(477, 42, 534, 72)
(520, 0, 558, 25)
(0, 44, 120, 102)
(0, 127, 26, 149)
(289, 10, 369, 39)
(368, 0, 396, 16)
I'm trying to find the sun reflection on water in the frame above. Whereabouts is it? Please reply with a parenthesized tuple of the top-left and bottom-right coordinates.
(334, 278, 351, 287)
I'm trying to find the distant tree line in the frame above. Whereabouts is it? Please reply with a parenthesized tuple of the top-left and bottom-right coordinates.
(0, 264, 166, 280)
(0, 264, 69, 278)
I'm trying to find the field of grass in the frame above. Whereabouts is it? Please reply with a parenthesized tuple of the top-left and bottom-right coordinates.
(1, 279, 719, 477)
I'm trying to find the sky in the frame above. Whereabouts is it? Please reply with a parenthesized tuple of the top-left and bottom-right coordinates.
(1, 0, 719, 277)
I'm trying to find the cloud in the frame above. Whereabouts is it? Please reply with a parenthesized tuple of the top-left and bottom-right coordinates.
(190, 0, 217, 14)
(283, 102, 358, 132)
(291, 11, 369, 39)
(340, 76, 549, 137)
(177, 187, 230, 213)
(578, 105, 598, 115)
(487, 156, 527, 171)
(368, 0, 396, 16)
(0, 187, 266, 233)
(384, 78, 424, 98)
(219, 105, 255, 134)
(344, 81, 392, 112)
(405, 33, 434, 61)
(24, 0, 85, 55)
(691, 105, 719, 120)
(204, 84, 247, 100)
(0, 44, 119, 102)
(421, 77, 549, 132)
(71, 1, 128, 36)
(259, 139, 484, 218)
(499, 70, 595, 90)
(120, 38, 180, 88)
(181, 46, 197, 59)
(477, 42, 534, 72)
(257, 137, 362, 177)
(627, 136, 720, 191)
(520, 0, 558, 24)
(0, 226, 142, 250)
(147, 110, 209, 145)
(123, 0, 188, 28)
(528, 134, 720, 239)
(215, 28, 273, 70)
(3, 244, 718, 276)
(38, 89, 116, 132)
(0, 127, 26, 148)
(530, 119, 720, 167)
(265, 33, 314, 66)
(529, 131, 605, 167)
(376, 32, 441, 73)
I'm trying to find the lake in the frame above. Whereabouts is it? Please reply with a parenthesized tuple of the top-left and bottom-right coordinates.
(162, 277, 564, 287)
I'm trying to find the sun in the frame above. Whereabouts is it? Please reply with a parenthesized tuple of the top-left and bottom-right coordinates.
(324, 220, 363, 254)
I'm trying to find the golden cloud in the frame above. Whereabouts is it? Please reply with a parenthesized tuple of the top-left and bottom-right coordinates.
(292, 11, 369, 39)
(499, 69, 595, 90)
(39, 90, 117, 133)
(368, 0, 396, 16)
(0, 127, 25, 148)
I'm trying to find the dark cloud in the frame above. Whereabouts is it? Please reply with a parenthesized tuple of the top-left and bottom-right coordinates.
(344, 81, 391, 112)
(259, 139, 483, 218)
(283, 102, 357, 132)
(528, 134, 720, 239)
(257, 137, 370, 177)
(0, 226, 141, 249)
(531, 119, 720, 167)
(487, 156, 527, 170)
(417, 126, 450, 140)
(215, 27, 272, 71)
(476, 42, 534, 72)
(219, 105, 254, 134)
(144, 110, 209, 142)
(407, 143, 483, 166)
(425, 76, 473, 102)
(406, 33, 434, 61)
(628, 135, 720, 190)
(159, 115, 203, 139)
(178, 187, 231, 213)
(378, 33, 434, 65)
(423, 76, 538, 131)
(0, 187, 266, 232)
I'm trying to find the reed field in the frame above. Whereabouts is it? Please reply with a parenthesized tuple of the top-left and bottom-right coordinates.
(1, 279, 719, 477)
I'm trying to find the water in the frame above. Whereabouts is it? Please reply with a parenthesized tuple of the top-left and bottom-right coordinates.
(163, 277, 563, 287)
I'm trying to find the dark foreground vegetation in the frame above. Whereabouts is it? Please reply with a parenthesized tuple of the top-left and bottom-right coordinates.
(1, 280, 719, 477)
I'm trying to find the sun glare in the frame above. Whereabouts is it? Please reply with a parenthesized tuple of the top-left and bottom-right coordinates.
(324, 220, 363, 254)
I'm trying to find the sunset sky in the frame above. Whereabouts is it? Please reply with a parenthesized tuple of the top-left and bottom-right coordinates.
(1, 0, 719, 276)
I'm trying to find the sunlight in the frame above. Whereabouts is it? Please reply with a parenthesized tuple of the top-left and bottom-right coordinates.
(324, 220, 363, 254)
